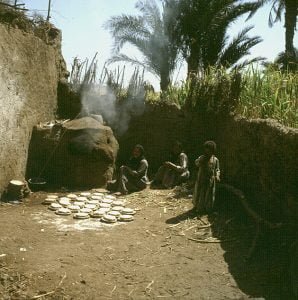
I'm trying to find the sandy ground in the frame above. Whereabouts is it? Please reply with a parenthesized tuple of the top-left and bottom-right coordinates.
(0, 188, 294, 300)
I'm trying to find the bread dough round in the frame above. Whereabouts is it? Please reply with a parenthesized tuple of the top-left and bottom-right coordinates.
(111, 200, 125, 207)
(84, 204, 97, 210)
(49, 203, 62, 211)
(101, 214, 117, 223)
(47, 194, 58, 199)
(108, 211, 121, 218)
(119, 214, 134, 222)
(58, 198, 71, 207)
(80, 192, 91, 197)
(112, 206, 124, 212)
(105, 195, 116, 200)
(80, 207, 92, 214)
(67, 194, 78, 200)
(73, 201, 85, 208)
(91, 209, 107, 218)
(86, 200, 99, 205)
(73, 212, 90, 219)
(77, 196, 88, 202)
(43, 198, 56, 204)
(121, 208, 136, 215)
(91, 195, 102, 201)
(68, 205, 80, 213)
(55, 208, 71, 216)
(99, 203, 111, 209)
(101, 198, 113, 204)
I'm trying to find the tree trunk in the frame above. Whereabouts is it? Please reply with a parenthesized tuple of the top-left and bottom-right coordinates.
(284, 0, 297, 63)
(187, 45, 200, 78)
(160, 73, 170, 92)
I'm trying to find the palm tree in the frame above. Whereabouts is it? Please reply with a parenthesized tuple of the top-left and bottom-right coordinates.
(168, 0, 263, 76)
(105, 0, 179, 91)
(249, 0, 298, 70)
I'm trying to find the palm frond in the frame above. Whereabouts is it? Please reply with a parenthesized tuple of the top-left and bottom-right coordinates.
(219, 26, 263, 67)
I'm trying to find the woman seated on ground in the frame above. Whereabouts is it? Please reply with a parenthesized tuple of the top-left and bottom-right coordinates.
(108, 144, 149, 195)
(193, 141, 220, 215)
(151, 141, 190, 189)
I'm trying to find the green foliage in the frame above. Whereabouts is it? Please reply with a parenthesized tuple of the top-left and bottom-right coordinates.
(248, 0, 297, 69)
(168, 0, 263, 74)
(148, 67, 297, 128)
(236, 67, 298, 127)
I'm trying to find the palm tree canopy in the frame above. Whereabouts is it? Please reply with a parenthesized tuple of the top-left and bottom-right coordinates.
(248, 0, 297, 68)
(168, 0, 263, 73)
(105, 0, 179, 91)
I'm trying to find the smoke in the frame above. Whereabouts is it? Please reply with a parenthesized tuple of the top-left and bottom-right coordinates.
(80, 84, 145, 136)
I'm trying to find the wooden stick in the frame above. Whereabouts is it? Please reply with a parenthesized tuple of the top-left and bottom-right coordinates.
(220, 183, 282, 228)
(31, 273, 66, 299)
(0, 2, 28, 10)
(187, 237, 236, 243)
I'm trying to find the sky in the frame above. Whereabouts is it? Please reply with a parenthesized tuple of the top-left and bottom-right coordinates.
(24, 0, 297, 90)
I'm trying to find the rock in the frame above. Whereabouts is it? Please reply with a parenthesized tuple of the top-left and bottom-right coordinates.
(26, 117, 118, 189)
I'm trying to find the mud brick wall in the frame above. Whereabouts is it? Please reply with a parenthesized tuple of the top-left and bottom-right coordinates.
(119, 104, 298, 220)
(215, 117, 298, 220)
(0, 24, 64, 195)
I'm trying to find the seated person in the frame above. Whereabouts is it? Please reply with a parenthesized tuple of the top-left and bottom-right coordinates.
(151, 141, 190, 189)
(108, 144, 149, 195)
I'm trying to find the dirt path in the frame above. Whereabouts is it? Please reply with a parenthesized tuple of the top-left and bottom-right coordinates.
(0, 189, 292, 299)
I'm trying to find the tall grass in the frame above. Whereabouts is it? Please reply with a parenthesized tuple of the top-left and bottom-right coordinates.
(159, 67, 297, 128)
(237, 68, 297, 128)
(69, 58, 297, 128)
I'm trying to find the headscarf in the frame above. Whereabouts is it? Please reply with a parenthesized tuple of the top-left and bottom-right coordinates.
(169, 141, 183, 164)
(127, 144, 145, 170)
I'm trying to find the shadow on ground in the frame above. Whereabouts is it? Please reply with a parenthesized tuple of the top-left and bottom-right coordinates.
(166, 189, 297, 300)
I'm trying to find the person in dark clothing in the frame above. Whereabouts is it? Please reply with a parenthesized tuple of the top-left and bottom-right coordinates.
(151, 141, 190, 189)
(193, 141, 220, 214)
(108, 144, 149, 195)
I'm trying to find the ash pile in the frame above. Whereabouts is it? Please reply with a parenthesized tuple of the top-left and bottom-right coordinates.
(26, 116, 119, 189)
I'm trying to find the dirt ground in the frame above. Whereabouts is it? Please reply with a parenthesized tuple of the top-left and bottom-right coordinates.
(0, 188, 294, 300)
